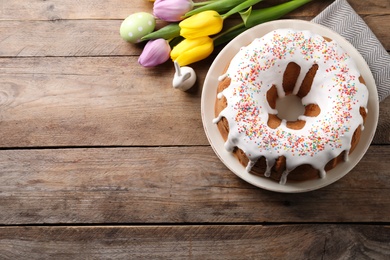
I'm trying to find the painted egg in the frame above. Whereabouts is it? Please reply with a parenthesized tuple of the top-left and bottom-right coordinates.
(120, 12, 156, 43)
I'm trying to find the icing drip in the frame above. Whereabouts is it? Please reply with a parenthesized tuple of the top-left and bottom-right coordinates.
(280, 170, 290, 185)
(214, 29, 369, 184)
(264, 158, 276, 177)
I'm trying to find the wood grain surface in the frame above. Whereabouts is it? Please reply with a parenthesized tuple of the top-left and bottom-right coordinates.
(0, 57, 389, 147)
(1, 146, 390, 225)
(0, 0, 389, 258)
(1, 225, 389, 259)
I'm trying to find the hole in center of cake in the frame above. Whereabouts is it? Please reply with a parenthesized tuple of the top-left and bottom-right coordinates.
(275, 95, 305, 122)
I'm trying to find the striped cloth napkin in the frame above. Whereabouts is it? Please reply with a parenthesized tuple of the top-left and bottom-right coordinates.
(312, 0, 390, 102)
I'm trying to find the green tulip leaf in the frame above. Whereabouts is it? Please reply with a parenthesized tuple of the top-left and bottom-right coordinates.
(222, 0, 262, 20)
(184, 0, 243, 17)
(241, 0, 312, 28)
(239, 6, 253, 27)
(141, 23, 181, 41)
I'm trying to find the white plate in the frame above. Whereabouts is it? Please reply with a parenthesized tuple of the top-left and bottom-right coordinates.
(201, 20, 379, 193)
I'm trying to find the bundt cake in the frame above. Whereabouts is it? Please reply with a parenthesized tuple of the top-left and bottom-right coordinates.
(213, 29, 369, 184)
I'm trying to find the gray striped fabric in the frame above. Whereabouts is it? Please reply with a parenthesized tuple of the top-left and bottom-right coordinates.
(312, 0, 390, 102)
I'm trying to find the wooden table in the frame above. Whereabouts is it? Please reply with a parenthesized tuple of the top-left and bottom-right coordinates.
(1, 0, 389, 258)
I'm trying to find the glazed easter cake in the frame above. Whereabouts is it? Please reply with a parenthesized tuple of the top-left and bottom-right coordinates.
(213, 28, 369, 185)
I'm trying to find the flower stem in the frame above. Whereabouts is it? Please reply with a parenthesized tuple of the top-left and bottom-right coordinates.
(213, 0, 312, 46)
(212, 22, 246, 46)
(184, 0, 243, 17)
(240, 0, 312, 28)
(169, 36, 184, 48)
(221, 0, 263, 20)
(193, 1, 216, 7)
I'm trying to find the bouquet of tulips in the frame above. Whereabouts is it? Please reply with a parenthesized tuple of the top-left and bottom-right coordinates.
(120, 0, 311, 68)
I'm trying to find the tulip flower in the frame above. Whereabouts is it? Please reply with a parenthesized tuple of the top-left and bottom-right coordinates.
(153, 0, 194, 22)
(138, 39, 171, 67)
(170, 37, 214, 66)
(179, 10, 223, 39)
(124, 0, 312, 67)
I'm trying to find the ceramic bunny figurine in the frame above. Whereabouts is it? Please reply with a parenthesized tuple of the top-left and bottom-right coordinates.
(172, 61, 196, 91)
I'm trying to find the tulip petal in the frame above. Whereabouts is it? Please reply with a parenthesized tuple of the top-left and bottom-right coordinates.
(179, 10, 223, 39)
(153, 0, 193, 22)
(171, 37, 214, 66)
(139, 39, 171, 67)
(171, 37, 211, 60)
(175, 44, 214, 66)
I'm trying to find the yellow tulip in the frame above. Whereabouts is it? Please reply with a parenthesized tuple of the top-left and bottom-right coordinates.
(171, 37, 214, 66)
(179, 10, 223, 39)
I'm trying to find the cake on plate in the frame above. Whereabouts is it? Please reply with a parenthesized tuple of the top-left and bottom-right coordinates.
(213, 28, 369, 184)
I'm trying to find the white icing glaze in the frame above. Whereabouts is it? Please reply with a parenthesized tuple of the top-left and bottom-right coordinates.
(214, 29, 369, 184)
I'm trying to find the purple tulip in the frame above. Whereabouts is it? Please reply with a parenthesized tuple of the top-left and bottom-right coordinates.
(138, 39, 171, 67)
(153, 0, 194, 22)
